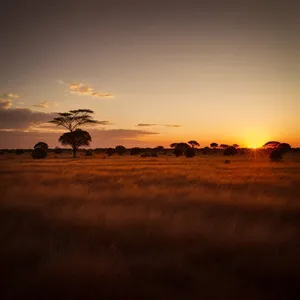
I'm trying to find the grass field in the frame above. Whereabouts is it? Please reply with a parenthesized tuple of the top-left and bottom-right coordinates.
(1, 152, 300, 299)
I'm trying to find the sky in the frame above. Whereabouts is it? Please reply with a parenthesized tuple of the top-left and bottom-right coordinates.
(0, 0, 299, 148)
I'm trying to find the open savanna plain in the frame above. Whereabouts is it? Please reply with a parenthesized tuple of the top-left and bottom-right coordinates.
(1, 152, 300, 299)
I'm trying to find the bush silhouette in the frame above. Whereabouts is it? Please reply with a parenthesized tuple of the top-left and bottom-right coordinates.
(16, 149, 24, 155)
(210, 142, 218, 149)
(174, 148, 183, 157)
(130, 147, 142, 156)
(34, 142, 49, 149)
(115, 145, 126, 155)
(223, 146, 237, 156)
(85, 149, 93, 156)
(106, 148, 115, 157)
(185, 148, 195, 158)
(59, 129, 91, 158)
(270, 149, 283, 161)
(279, 143, 291, 154)
(0, 150, 4, 155)
(54, 147, 62, 154)
(202, 146, 210, 155)
(32, 147, 48, 159)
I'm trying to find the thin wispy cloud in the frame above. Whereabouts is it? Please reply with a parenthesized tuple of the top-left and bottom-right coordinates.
(136, 123, 181, 128)
(33, 101, 52, 108)
(67, 82, 114, 99)
(4, 93, 19, 99)
(0, 99, 12, 109)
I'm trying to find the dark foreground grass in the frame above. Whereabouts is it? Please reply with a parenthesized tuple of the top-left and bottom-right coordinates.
(0, 154, 300, 299)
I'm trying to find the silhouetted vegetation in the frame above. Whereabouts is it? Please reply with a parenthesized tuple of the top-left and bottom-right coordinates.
(49, 109, 98, 132)
(174, 148, 183, 157)
(220, 144, 229, 149)
(130, 147, 142, 156)
(269, 149, 283, 161)
(202, 146, 210, 155)
(31, 147, 48, 159)
(54, 147, 62, 154)
(59, 129, 92, 158)
(115, 145, 127, 155)
(279, 143, 291, 154)
(34, 142, 49, 149)
(188, 140, 200, 148)
(223, 146, 238, 156)
(85, 149, 93, 156)
(232, 144, 239, 148)
(224, 159, 231, 164)
(185, 148, 195, 158)
(210, 142, 218, 149)
(16, 149, 25, 155)
(106, 148, 115, 157)
(264, 141, 281, 149)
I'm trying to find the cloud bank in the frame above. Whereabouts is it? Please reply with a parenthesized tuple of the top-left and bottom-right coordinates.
(67, 82, 114, 99)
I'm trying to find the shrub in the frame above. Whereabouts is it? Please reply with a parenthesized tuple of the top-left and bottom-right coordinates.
(202, 147, 210, 155)
(106, 148, 115, 157)
(269, 149, 283, 161)
(115, 145, 126, 155)
(85, 149, 93, 156)
(151, 152, 158, 157)
(34, 142, 49, 149)
(224, 146, 237, 156)
(130, 147, 142, 156)
(32, 147, 48, 159)
(224, 159, 230, 164)
(54, 147, 62, 154)
(185, 148, 195, 158)
(16, 149, 24, 155)
(174, 148, 183, 157)
(0, 150, 4, 155)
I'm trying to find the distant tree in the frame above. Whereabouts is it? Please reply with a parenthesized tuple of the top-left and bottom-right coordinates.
(34, 142, 49, 149)
(170, 143, 178, 148)
(232, 144, 239, 148)
(188, 140, 200, 148)
(59, 129, 91, 158)
(174, 148, 183, 157)
(106, 148, 115, 157)
(115, 145, 127, 155)
(32, 147, 48, 159)
(210, 143, 218, 149)
(223, 146, 237, 156)
(85, 149, 93, 156)
(270, 149, 283, 161)
(220, 144, 229, 149)
(202, 146, 210, 155)
(16, 149, 24, 155)
(279, 143, 291, 154)
(0, 150, 4, 155)
(185, 148, 195, 158)
(49, 109, 98, 132)
(154, 146, 164, 152)
(130, 147, 142, 156)
(263, 141, 281, 149)
(54, 147, 62, 154)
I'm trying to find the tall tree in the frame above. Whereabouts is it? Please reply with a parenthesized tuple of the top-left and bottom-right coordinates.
(220, 144, 229, 149)
(188, 140, 200, 148)
(49, 109, 98, 132)
(210, 142, 218, 149)
(59, 129, 91, 158)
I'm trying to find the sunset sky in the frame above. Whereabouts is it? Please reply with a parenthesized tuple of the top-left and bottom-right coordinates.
(0, 0, 299, 148)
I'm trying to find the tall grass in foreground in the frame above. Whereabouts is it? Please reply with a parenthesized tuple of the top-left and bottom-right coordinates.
(0, 154, 300, 299)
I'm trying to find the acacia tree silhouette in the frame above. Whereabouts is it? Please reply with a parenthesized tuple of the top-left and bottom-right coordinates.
(188, 140, 200, 148)
(59, 129, 91, 158)
(49, 109, 98, 132)
(50, 109, 98, 158)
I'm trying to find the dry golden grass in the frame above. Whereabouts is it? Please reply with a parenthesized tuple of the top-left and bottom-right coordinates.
(0, 152, 300, 299)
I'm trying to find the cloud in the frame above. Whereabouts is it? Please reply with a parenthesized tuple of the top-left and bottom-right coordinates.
(67, 82, 113, 98)
(136, 123, 157, 127)
(136, 123, 181, 128)
(0, 106, 57, 130)
(0, 99, 12, 109)
(0, 128, 159, 148)
(4, 93, 19, 99)
(33, 101, 52, 108)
